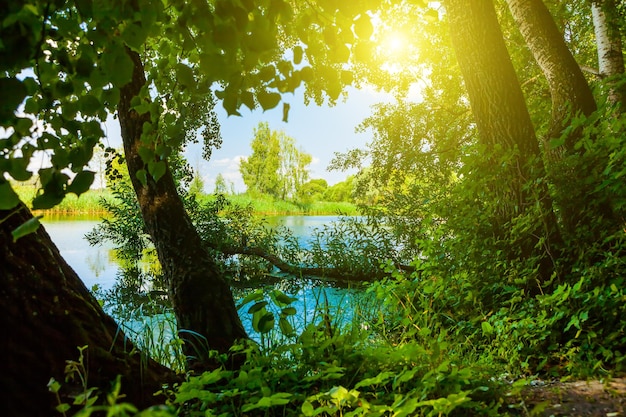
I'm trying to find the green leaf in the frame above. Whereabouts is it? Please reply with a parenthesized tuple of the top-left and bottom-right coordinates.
(67, 170, 95, 196)
(122, 22, 149, 51)
(257, 90, 281, 111)
(0, 182, 20, 210)
(176, 63, 195, 88)
(12, 216, 42, 242)
(136, 169, 148, 186)
(281, 307, 297, 316)
(282, 102, 290, 122)
(237, 289, 264, 309)
(301, 401, 315, 416)
(102, 43, 134, 87)
(148, 160, 166, 182)
(353, 14, 373, 39)
(32, 193, 64, 210)
(248, 301, 268, 314)
(279, 317, 294, 335)
(257, 312, 275, 333)
(481, 321, 493, 336)
(272, 290, 297, 306)
(0, 77, 27, 120)
(293, 45, 303, 65)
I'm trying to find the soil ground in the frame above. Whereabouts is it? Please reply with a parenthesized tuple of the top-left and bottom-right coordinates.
(510, 377, 626, 416)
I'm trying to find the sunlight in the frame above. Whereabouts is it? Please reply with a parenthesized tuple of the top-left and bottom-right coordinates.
(383, 32, 406, 55)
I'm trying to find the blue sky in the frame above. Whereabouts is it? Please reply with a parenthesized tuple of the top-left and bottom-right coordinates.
(188, 86, 391, 193)
(101, 86, 390, 193)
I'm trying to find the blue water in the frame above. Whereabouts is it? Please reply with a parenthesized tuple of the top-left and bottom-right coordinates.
(42, 215, 364, 345)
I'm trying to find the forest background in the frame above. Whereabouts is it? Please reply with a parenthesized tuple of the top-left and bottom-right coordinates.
(1, 0, 626, 416)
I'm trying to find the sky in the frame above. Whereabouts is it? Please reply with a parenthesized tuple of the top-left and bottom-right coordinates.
(102, 86, 391, 193)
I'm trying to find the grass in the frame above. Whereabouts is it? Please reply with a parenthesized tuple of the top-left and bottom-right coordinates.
(12, 183, 358, 216)
(199, 193, 359, 216)
(13, 183, 113, 214)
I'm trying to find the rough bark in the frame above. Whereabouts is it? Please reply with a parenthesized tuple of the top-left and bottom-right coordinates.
(507, 0, 617, 236)
(506, 0, 597, 150)
(591, 0, 626, 109)
(117, 49, 247, 368)
(444, 0, 562, 282)
(0, 204, 176, 416)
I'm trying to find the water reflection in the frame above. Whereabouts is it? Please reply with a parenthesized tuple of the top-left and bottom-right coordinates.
(44, 215, 371, 356)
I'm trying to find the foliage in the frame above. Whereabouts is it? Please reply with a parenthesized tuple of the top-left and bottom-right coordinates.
(240, 122, 313, 201)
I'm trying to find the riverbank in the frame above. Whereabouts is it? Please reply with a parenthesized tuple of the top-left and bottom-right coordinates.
(13, 185, 358, 216)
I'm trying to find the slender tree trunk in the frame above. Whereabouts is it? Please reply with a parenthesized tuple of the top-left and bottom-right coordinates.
(117, 49, 247, 369)
(444, 0, 562, 282)
(506, 0, 597, 150)
(506, 0, 617, 236)
(591, 0, 626, 109)
(0, 204, 175, 416)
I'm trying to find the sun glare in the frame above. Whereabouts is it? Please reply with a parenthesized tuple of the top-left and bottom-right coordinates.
(385, 33, 406, 54)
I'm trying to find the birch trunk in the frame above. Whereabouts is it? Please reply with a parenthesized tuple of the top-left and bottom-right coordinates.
(591, 0, 626, 109)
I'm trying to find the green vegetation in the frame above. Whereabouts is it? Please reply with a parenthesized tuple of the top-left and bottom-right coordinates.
(2, 0, 626, 415)
(12, 184, 113, 214)
(198, 193, 358, 216)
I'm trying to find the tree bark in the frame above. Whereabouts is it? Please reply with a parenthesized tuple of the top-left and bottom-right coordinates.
(505, 0, 597, 150)
(0, 204, 176, 416)
(591, 0, 626, 109)
(506, 0, 618, 236)
(117, 49, 247, 369)
(444, 0, 562, 282)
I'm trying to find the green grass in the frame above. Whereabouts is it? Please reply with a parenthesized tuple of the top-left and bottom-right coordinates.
(200, 193, 359, 216)
(12, 183, 358, 216)
(12, 183, 113, 214)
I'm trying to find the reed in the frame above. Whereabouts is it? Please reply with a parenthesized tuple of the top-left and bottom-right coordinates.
(13, 184, 113, 214)
(201, 194, 359, 216)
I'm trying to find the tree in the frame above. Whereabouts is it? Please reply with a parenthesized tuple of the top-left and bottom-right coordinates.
(0, 204, 177, 415)
(214, 173, 229, 195)
(591, 0, 626, 108)
(506, 0, 597, 151)
(240, 122, 312, 200)
(298, 178, 328, 202)
(1, 0, 385, 385)
(278, 134, 313, 200)
(444, 0, 562, 280)
(239, 122, 281, 197)
(189, 169, 205, 196)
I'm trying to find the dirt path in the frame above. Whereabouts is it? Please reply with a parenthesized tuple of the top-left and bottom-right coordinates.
(513, 377, 626, 416)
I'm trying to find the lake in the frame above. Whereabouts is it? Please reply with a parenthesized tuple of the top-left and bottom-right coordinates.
(42, 214, 346, 290)
(41, 214, 368, 341)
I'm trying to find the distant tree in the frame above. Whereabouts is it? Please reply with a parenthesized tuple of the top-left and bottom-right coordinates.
(189, 169, 205, 196)
(214, 173, 229, 195)
(278, 134, 312, 200)
(240, 122, 312, 200)
(323, 176, 355, 202)
(239, 122, 281, 197)
(298, 178, 328, 202)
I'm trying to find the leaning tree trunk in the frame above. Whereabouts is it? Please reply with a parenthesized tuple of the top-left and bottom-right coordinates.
(0, 203, 175, 416)
(117, 48, 247, 369)
(506, 0, 597, 150)
(591, 0, 626, 109)
(506, 0, 617, 237)
(444, 0, 563, 283)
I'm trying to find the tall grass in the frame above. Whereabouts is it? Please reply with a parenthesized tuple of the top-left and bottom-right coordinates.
(12, 183, 357, 216)
(13, 183, 112, 214)
(200, 193, 359, 216)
